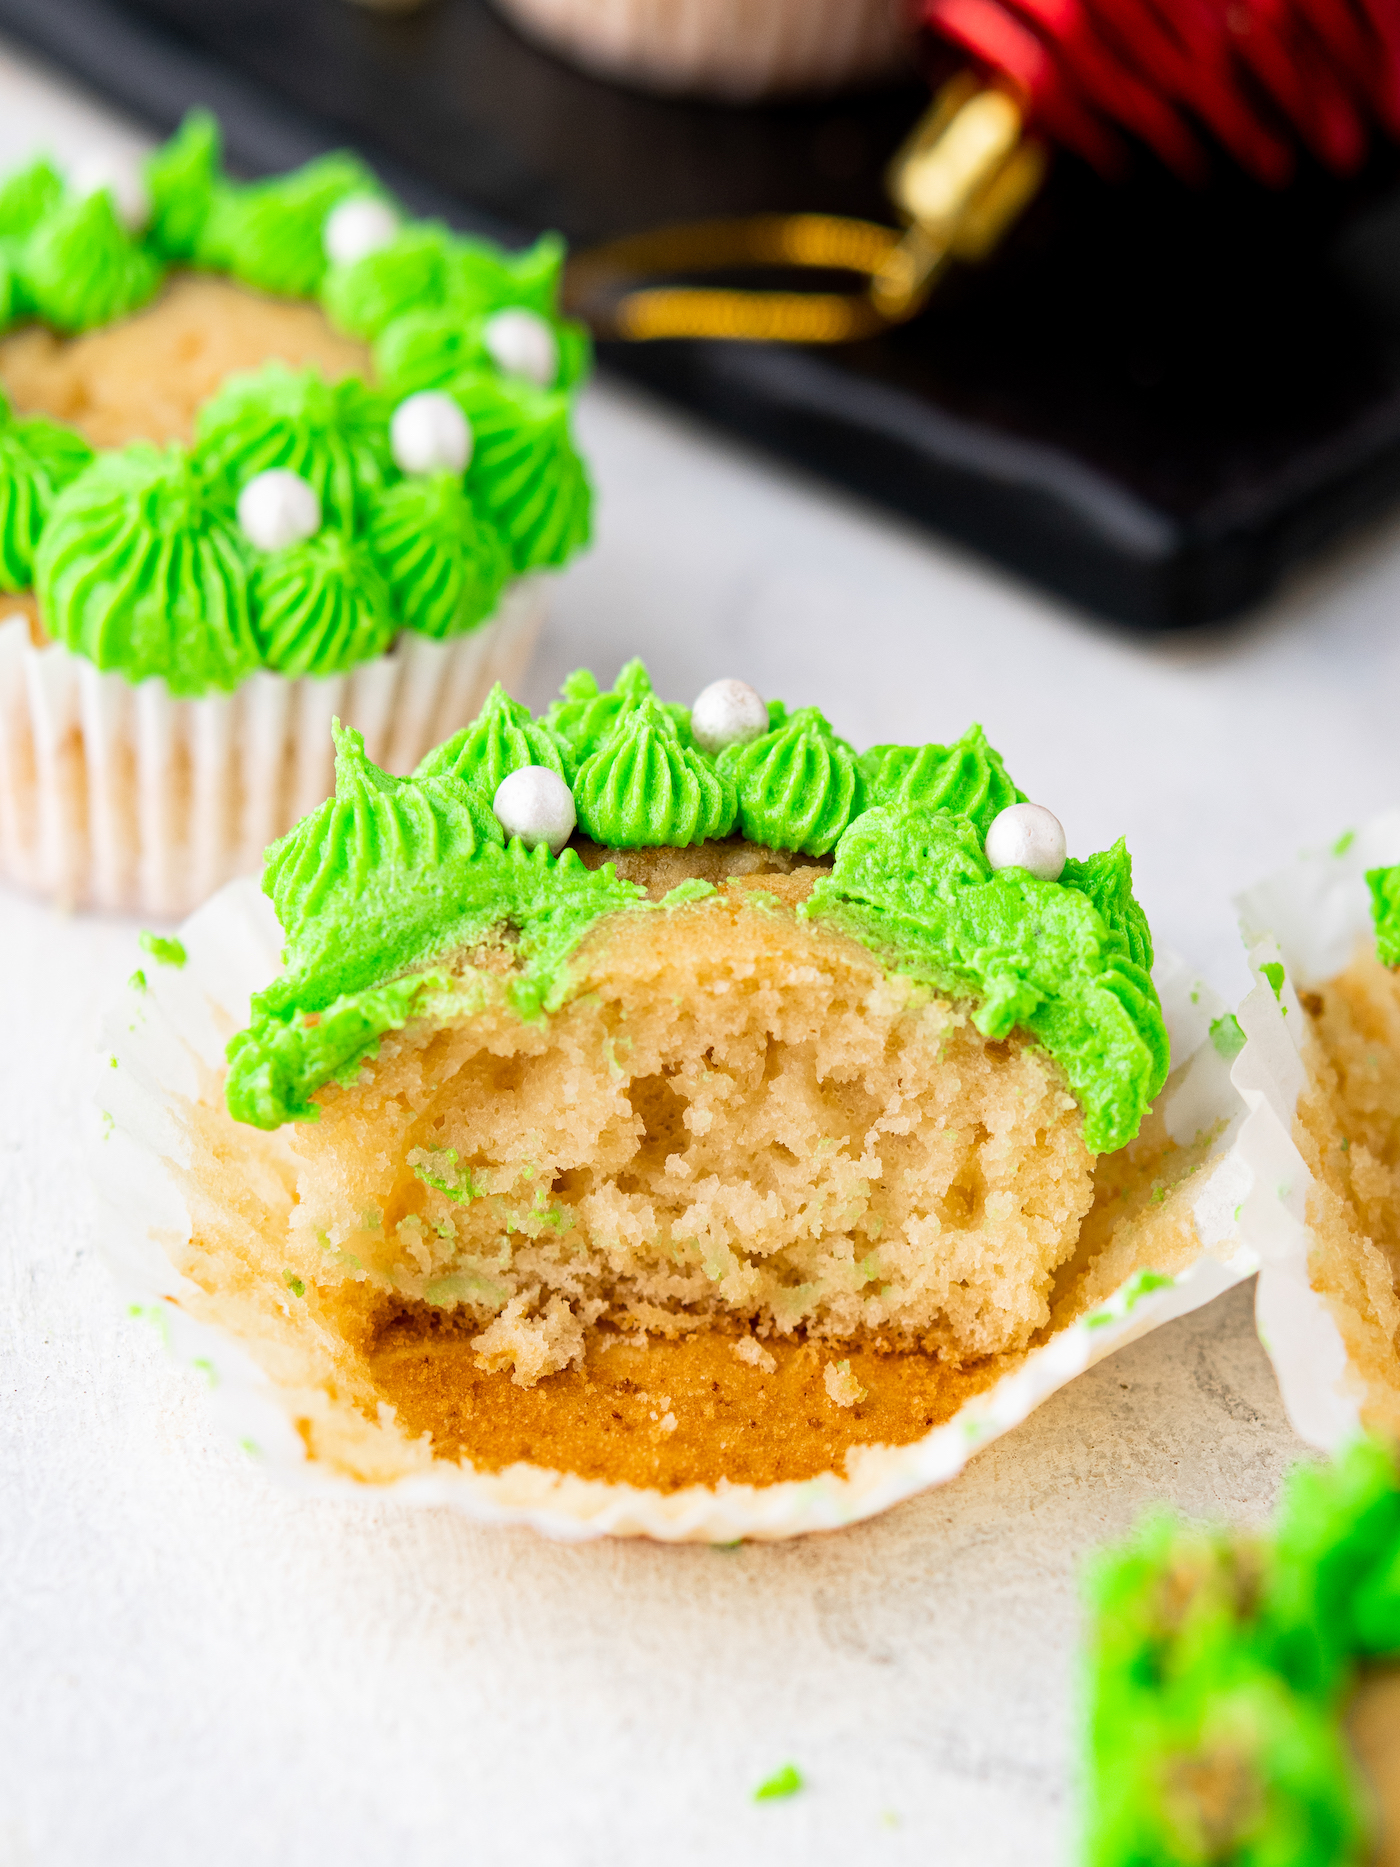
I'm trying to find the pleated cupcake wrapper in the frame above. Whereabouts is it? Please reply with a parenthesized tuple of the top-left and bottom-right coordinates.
(489, 0, 907, 99)
(95, 880, 1258, 1543)
(1230, 809, 1400, 1451)
(0, 575, 546, 919)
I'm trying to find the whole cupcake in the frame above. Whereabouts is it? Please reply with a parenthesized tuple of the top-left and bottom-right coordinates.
(0, 112, 593, 915)
(98, 662, 1258, 1541)
(488, 0, 911, 101)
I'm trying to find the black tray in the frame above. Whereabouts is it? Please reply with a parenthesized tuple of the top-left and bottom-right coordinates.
(5, 0, 1400, 629)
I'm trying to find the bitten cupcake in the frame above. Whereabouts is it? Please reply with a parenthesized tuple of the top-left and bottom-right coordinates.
(99, 661, 1255, 1540)
(487, 0, 910, 101)
(0, 112, 593, 915)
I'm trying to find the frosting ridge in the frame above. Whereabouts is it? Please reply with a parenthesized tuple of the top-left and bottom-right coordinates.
(364, 472, 510, 639)
(0, 391, 93, 590)
(34, 444, 258, 695)
(195, 364, 392, 528)
(251, 530, 397, 676)
(416, 682, 576, 796)
(718, 704, 861, 856)
(574, 696, 736, 848)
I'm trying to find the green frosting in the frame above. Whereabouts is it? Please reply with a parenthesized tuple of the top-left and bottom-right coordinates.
(575, 697, 736, 848)
(1368, 863, 1400, 969)
(375, 304, 592, 397)
(20, 189, 162, 333)
(0, 157, 63, 327)
(251, 531, 396, 676)
(227, 721, 640, 1128)
(858, 723, 1024, 837)
(0, 391, 93, 591)
(1061, 839, 1154, 972)
(450, 373, 592, 572)
(416, 682, 575, 796)
(363, 471, 510, 640)
(224, 666, 1165, 1153)
(718, 706, 861, 857)
(806, 807, 1167, 1153)
(34, 444, 258, 696)
(320, 224, 459, 340)
(1083, 1438, 1400, 1867)
(144, 109, 220, 261)
(322, 226, 566, 342)
(0, 157, 63, 243)
(194, 363, 392, 528)
(196, 152, 382, 299)
(544, 660, 692, 761)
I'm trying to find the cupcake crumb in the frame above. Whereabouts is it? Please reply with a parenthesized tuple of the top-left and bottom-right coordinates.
(733, 1336, 777, 1374)
(824, 1360, 865, 1408)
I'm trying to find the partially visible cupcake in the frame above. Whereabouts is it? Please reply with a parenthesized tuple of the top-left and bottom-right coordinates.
(1230, 812, 1400, 1454)
(1082, 1438, 1400, 1867)
(0, 112, 593, 915)
(488, 0, 911, 101)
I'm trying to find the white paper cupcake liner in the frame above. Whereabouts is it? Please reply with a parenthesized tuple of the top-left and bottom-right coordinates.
(0, 576, 546, 919)
(94, 880, 1261, 1543)
(489, 0, 909, 100)
(1229, 810, 1400, 1450)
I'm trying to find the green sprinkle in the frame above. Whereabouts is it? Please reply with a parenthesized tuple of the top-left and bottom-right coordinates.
(128, 968, 147, 992)
(139, 931, 187, 968)
(411, 1145, 480, 1203)
(1341, 1137, 1351, 1152)
(1262, 961, 1286, 1000)
(192, 1357, 217, 1387)
(99, 1110, 113, 1139)
(239, 1438, 261, 1458)
(1333, 829, 1355, 857)
(754, 1765, 804, 1802)
(282, 1270, 306, 1297)
(1209, 1012, 1246, 1060)
(1086, 1310, 1115, 1329)
(108, 1055, 118, 1069)
(1125, 1270, 1173, 1308)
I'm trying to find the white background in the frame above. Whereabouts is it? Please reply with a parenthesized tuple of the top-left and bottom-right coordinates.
(0, 36, 1388, 1866)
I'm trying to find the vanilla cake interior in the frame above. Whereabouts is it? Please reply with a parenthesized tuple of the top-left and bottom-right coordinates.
(175, 850, 1213, 1493)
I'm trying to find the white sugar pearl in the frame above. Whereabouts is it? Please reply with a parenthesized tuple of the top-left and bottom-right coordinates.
(690, 678, 768, 757)
(71, 152, 151, 232)
(323, 195, 399, 267)
(390, 392, 473, 475)
(483, 308, 559, 388)
(493, 766, 576, 855)
(984, 802, 1067, 881)
(237, 469, 321, 551)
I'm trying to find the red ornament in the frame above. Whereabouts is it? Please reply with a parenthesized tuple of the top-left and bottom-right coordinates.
(913, 0, 1400, 183)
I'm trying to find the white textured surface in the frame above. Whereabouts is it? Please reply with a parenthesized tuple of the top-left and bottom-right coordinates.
(3, 35, 1396, 1867)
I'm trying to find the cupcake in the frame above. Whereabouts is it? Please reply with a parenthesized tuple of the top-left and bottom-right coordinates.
(0, 111, 593, 916)
(1083, 1437, 1400, 1867)
(488, 0, 911, 101)
(1231, 813, 1400, 1453)
(97, 662, 1256, 1540)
